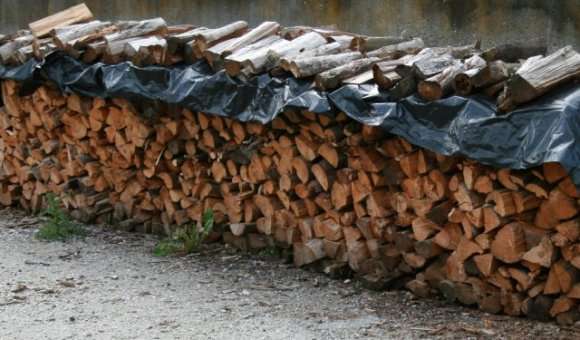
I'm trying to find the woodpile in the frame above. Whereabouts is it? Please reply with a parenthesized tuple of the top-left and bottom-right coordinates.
(0, 4, 579, 112)
(2, 3, 580, 324)
(1, 78, 580, 323)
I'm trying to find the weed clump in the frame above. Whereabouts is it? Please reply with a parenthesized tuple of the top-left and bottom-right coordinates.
(153, 209, 214, 256)
(36, 193, 85, 241)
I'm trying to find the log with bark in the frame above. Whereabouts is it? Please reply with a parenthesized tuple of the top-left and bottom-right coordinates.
(498, 46, 580, 111)
(315, 57, 381, 90)
(289, 51, 363, 78)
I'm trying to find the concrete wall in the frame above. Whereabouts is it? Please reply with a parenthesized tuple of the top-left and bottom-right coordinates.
(1, 0, 578, 50)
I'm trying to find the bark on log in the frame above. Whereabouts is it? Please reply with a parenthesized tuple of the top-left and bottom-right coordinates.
(223, 35, 283, 76)
(498, 46, 580, 111)
(280, 42, 345, 71)
(418, 62, 464, 100)
(204, 21, 279, 65)
(315, 57, 381, 90)
(51, 20, 112, 49)
(289, 51, 363, 78)
(350, 35, 407, 52)
(104, 18, 167, 44)
(481, 42, 547, 62)
(194, 21, 248, 51)
(366, 38, 424, 58)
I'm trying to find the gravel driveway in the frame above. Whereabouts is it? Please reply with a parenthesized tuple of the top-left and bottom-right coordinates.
(0, 208, 577, 340)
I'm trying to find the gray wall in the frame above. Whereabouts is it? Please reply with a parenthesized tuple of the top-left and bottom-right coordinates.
(1, 0, 578, 50)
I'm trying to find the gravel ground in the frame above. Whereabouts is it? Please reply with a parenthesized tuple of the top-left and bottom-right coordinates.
(0, 208, 578, 340)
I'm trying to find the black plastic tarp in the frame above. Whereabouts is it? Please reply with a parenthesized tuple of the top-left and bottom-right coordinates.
(1, 52, 579, 186)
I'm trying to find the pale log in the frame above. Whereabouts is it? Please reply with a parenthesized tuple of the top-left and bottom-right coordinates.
(29, 3, 94, 38)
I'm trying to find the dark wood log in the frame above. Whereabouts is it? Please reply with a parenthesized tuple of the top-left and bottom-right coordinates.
(481, 41, 547, 62)
(166, 26, 208, 55)
(418, 62, 464, 100)
(372, 55, 413, 89)
(315, 57, 381, 90)
(289, 51, 363, 78)
(473, 61, 521, 87)
(390, 74, 417, 99)
(82, 40, 107, 63)
(452, 55, 488, 96)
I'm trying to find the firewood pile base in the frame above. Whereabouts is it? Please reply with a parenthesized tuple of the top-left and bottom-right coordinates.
(1, 79, 580, 324)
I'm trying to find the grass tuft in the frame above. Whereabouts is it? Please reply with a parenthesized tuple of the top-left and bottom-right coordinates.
(153, 209, 214, 256)
(36, 193, 85, 241)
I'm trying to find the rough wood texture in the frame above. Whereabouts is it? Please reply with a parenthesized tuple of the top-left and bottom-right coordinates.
(289, 51, 363, 78)
(29, 3, 94, 38)
(498, 46, 580, 111)
(2, 79, 580, 323)
(315, 57, 380, 90)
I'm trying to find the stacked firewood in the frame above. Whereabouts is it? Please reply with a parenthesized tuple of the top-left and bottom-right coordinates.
(1, 78, 580, 323)
(1, 4, 579, 112)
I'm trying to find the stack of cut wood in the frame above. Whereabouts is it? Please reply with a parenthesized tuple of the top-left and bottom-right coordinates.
(1, 4, 579, 112)
(1, 78, 580, 324)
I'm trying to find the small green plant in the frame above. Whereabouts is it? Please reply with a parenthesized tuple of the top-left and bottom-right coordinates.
(153, 239, 182, 257)
(36, 193, 85, 241)
(153, 209, 214, 256)
(259, 246, 281, 257)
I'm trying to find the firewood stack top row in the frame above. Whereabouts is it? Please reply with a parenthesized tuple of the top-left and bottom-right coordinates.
(1, 3, 579, 112)
(2, 3, 580, 325)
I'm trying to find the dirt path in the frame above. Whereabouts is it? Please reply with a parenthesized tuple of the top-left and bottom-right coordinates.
(0, 209, 578, 340)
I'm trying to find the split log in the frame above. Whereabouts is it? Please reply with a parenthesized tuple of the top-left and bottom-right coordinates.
(413, 54, 457, 79)
(51, 20, 112, 49)
(223, 35, 283, 76)
(418, 62, 464, 100)
(498, 46, 580, 111)
(29, 3, 94, 38)
(204, 21, 279, 65)
(289, 51, 364, 78)
(366, 38, 425, 58)
(104, 18, 167, 44)
(263, 31, 327, 68)
(194, 21, 248, 52)
(0, 35, 34, 64)
(315, 57, 381, 90)
(279, 42, 345, 71)
(350, 35, 407, 52)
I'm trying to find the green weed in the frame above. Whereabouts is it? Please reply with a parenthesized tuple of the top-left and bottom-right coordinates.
(36, 193, 85, 241)
(153, 209, 214, 256)
(259, 246, 281, 257)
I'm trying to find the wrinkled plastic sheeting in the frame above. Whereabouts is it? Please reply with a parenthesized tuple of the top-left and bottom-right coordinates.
(329, 83, 580, 186)
(11, 52, 331, 123)
(1, 52, 580, 186)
